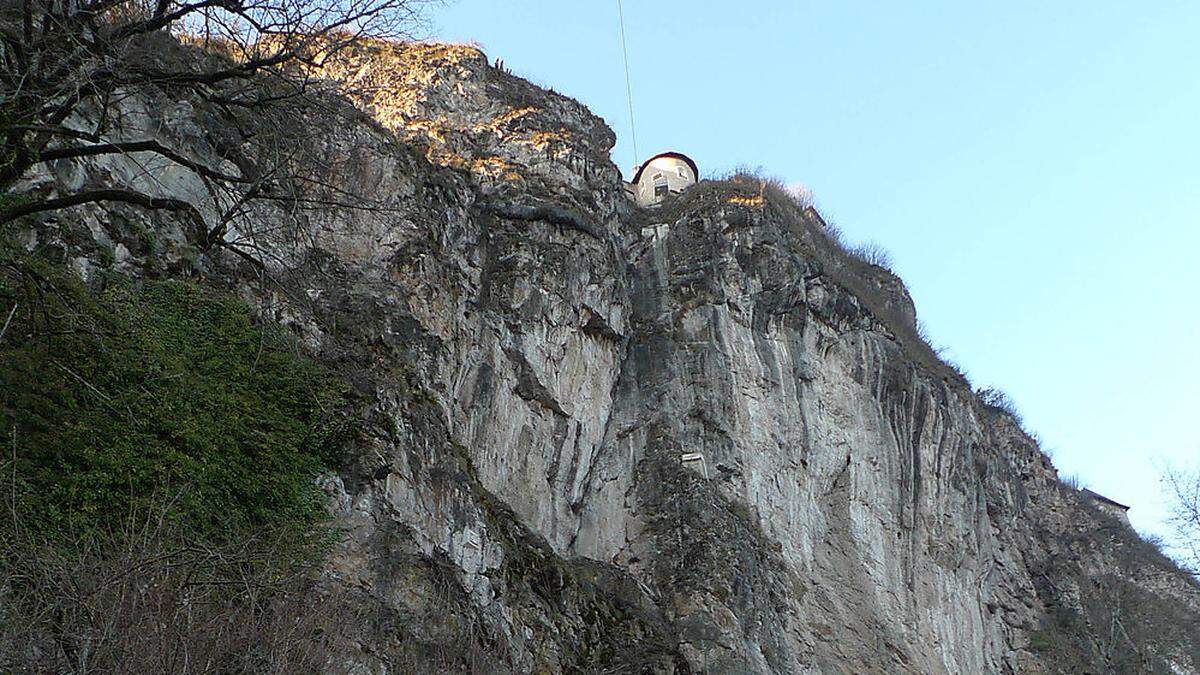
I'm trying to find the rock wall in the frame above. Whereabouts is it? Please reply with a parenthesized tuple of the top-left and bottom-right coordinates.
(12, 38, 1200, 673)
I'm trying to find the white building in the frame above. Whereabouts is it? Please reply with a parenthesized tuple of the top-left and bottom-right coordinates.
(628, 152, 698, 207)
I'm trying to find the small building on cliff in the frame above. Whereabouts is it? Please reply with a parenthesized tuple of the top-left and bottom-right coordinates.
(1082, 488, 1131, 524)
(628, 151, 698, 207)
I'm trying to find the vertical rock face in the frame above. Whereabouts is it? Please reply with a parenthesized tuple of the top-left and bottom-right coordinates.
(15, 39, 1200, 673)
(327, 42, 634, 554)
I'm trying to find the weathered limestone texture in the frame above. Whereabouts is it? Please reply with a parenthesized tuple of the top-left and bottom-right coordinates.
(14, 38, 1200, 674)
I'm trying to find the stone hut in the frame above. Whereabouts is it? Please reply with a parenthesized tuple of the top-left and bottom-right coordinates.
(1082, 488, 1131, 524)
(628, 151, 698, 207)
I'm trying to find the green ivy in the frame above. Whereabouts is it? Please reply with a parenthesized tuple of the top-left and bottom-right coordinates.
(0, 263, 351, 542)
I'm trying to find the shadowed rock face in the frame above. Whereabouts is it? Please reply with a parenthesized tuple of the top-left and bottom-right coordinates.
(14, 38, 1200, 674)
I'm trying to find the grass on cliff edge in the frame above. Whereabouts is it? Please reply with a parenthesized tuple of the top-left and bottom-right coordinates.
(0, 260, 350, 543)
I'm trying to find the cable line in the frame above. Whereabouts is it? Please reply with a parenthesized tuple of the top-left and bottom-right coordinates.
(616, 0, 639, 171)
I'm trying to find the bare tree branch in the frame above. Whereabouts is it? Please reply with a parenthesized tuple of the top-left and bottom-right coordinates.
(0, 188, 207, 231)
(1, 0, 433, 233)
(37, 139, 249, 184)
(1163, 463, 1200, 574)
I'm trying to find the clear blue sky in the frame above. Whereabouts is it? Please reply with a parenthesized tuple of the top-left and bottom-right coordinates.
(424, 1, 1200, 539)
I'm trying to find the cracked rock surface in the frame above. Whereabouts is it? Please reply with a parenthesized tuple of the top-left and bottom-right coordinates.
(15, 39, 1200, 674)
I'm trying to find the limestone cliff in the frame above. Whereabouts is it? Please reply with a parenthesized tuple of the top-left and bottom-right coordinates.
(11, 39, 1200, 673)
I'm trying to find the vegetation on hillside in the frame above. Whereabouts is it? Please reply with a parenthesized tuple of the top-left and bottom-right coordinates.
(0, 260, 349, 540)
(0, 250, 358, 671)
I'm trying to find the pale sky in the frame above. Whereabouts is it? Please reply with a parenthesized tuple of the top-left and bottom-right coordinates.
(425, 1, 1200, 541)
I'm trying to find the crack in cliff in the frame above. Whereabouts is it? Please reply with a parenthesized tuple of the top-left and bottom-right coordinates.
(501, 344, 569, 416)
(481, 197, 605, 241)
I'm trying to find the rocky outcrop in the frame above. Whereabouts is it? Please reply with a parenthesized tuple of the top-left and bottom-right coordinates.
(11, 38, 1200, 673)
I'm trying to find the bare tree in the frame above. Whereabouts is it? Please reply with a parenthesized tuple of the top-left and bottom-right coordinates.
(0, 0, 431, 248)
(0, 482, 361, 673)
(1163, 463, 1200, 574)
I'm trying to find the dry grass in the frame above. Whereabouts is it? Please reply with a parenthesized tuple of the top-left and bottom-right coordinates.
(714, 167, 815, 209)
(977, 387, 1022, 421)
(848, 241, 894, 270)
(1060, 473, 1083, 490)
(0, 505, 357, 674)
